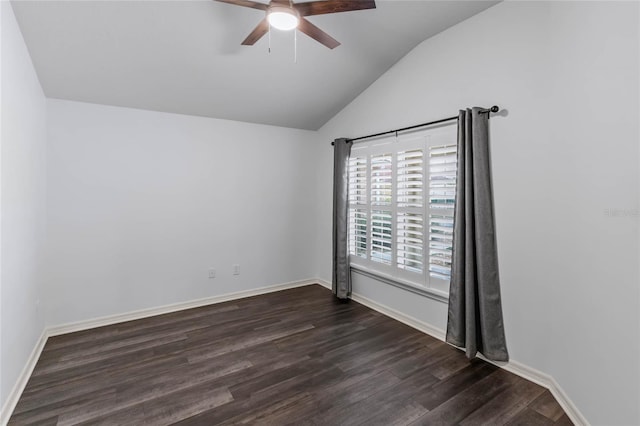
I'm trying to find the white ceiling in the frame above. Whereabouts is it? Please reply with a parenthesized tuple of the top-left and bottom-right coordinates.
(12, 0, 498, 130)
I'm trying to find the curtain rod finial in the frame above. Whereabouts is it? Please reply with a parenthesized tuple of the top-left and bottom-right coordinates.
(490, 105, 499, 113)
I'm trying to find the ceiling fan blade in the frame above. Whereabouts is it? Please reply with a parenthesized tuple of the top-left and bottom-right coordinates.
(295, 0, 375, 17)
(298, 18, 340, 49)
(242, 18, 269, 45)
(213, 0, 267, 11)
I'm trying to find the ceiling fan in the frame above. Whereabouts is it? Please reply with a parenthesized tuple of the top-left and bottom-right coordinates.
(214, 0, 376, 49)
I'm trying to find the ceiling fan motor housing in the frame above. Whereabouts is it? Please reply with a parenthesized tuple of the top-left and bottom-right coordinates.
(268, 5, 300, 17)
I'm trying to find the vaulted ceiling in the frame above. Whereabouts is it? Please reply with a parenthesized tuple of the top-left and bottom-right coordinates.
(12, 0, 498, 130)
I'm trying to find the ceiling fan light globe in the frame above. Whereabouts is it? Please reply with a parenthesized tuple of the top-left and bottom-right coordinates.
(268, 10, 299, 31)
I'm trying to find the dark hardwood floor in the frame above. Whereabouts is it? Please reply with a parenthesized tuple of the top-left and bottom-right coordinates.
(9, 284, 571, 425)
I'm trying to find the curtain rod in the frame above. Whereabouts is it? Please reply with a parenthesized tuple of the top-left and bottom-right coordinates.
(331, 105, 500, 145)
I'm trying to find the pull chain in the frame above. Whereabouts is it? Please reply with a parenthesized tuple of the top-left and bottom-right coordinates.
(290, 0, 297, 64)
(268, 23, 271, 53)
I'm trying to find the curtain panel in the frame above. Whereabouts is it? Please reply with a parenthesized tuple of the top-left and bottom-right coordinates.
(332, 138, 353, 300)
(446, 108, 509, 362)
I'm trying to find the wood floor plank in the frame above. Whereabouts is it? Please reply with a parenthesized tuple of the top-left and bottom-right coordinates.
(9, 388, 117, 425)
(290, 369, 405, 425)
(505, 407, 557, 426)
(529, 390, 567, 422)
(221, 391, 315, 425)
(32, 332, 189, 377)
(554, 414, 575, 425)
(410, 369, 519, 425)
(389, 342, 459, 380)
(8, 284, 571, 425)
(14, 355, 189, 414)
(316, 381, 429, 426)
(41, 303, 242, 354)
(413, 359, 498, 411)
(69, 382, 233, 426)
(459, 377, 546, 425)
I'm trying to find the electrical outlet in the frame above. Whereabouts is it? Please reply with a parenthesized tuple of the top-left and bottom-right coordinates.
(233, 264, 240, 275)
(208, 268, 216, 279)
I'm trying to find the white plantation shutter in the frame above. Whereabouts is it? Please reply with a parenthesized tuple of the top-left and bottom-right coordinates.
(370, 153, 393, 265)
(348, 157, 367, 205)
(348, 157, 367, 258)
(346, 125, 457, 295)
(397, 213, 423, 273)
(428, 143, 457, 281)
(397, 148, 424, 273)
(397, 149, 423, 207)
(371, 154, 392, 205)
(349, 209, 367, 258)
(371, 210, 392, 264)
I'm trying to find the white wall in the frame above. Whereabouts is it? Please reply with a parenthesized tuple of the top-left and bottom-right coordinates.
(0, 0, 48, 412)
(46, 99, 321, 326)
(317, 2, 639, 425)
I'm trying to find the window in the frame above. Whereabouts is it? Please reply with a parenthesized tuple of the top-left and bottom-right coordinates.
(348, 125, 457, 296)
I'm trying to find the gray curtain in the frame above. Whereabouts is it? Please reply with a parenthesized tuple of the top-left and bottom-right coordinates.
(446, 108, 509, 362)
(332, 138, 352, 300)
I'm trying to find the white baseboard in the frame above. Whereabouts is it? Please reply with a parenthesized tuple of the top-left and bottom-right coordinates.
(0, 329, 49, 426)
(315, 279, 589, 426)
(1, 278, 319, 425)
(48, 279, 319, 336)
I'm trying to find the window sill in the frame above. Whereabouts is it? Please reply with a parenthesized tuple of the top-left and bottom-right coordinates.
(349, 264, 449, 304)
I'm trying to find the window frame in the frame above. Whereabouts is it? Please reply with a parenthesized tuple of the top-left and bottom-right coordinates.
(348, 124, 457, 300)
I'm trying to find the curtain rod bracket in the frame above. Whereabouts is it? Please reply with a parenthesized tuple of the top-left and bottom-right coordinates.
(480, 105, 500, 115)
